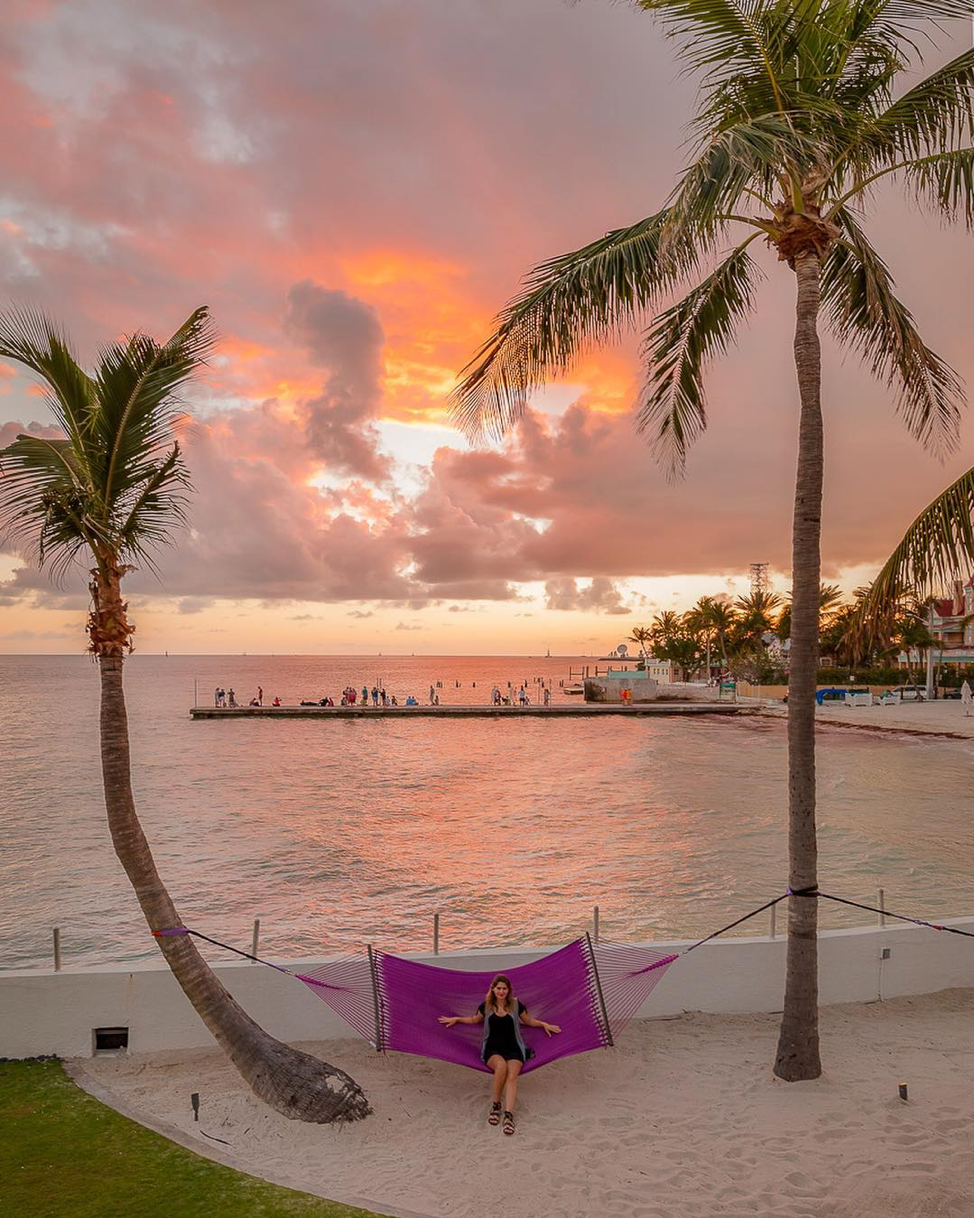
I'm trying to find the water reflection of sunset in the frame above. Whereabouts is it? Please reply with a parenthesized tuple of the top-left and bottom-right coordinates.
(5, 656, 974, 970)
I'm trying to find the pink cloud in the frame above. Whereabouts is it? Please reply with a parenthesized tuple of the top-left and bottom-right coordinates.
(1, 0, 973, 624)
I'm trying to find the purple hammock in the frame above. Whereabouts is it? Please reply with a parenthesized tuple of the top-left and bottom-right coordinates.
(295, 936, 677, 1073)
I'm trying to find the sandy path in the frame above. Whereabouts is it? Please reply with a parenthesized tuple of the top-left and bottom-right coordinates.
(77, 989, 974, 1218)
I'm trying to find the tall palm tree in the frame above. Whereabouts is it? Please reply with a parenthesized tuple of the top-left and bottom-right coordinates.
(703, 599, 738, 672)
(451, 1, 973, 1080)
(686, 596, 716, 676)
(0, 308, 369, 1124)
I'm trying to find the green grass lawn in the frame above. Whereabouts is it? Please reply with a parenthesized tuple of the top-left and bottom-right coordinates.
(0, 1059, 388, 1218)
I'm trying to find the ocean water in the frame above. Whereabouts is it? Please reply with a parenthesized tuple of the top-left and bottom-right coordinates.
(2, 654, 973, 970)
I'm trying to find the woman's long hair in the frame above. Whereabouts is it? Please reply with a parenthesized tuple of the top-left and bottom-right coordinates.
(484, 973, 515, 1014)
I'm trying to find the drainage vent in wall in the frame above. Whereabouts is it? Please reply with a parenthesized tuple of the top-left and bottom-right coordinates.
(93, 1026, 129, 1054)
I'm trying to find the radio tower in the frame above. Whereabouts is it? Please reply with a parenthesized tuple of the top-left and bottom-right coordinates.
(749, 563, 770, 597)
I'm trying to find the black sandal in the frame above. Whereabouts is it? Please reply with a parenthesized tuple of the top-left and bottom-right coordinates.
(502, 1110, 515, 1136)
(488, 1101, 502, 1126)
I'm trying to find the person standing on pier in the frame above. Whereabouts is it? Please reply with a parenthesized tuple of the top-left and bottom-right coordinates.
(257, 685, 263, 706)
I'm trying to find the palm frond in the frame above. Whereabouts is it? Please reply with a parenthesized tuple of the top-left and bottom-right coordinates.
(95, 306, 216, 503)
(821, 210, 963, 456)
(669, 113, 823, 238)
(859, 0, 974, 49)
(905, 146, 974, 228)
(116, 443, 191, 574)
(853, 464, 974, 625)
(0, 308, 97, 454)
(450, 210, 701, 439)
(0, 306, 210, 578)
(632, 0, 795, 106)
(0, 434, 95, 579)
(862, 48, 974, 167)
(637, 237, 761, 476)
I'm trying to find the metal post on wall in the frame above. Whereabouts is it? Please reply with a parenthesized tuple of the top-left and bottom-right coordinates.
(433, 912, 440, 955)
(769, 903, 777, 940)
(593, 905, 600, 944)
(53, 927, 62, 971)
(878, 889, 886, 927)
(251, 918, 260, 961)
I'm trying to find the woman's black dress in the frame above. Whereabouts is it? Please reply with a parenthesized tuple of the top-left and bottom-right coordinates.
(478, 1000, 528, 1062)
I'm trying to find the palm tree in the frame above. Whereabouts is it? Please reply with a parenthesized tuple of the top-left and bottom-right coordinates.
(704, 599, 738, 673)
(777, 583, 846, 644)
(628, 623, 654, 663)
(450, 2, 973, 1080)
(649, 608, 681, 648)
(733, 589, 783, 646)
(686, 596, 716, 677)
(0, 308, 369, 1124)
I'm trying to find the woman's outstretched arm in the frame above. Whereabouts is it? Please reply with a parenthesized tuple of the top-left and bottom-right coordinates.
(437, 1011, 484, 1027)
(521, 1012, 561, 1036)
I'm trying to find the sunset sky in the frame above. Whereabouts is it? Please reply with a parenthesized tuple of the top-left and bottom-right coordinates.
(2, 0, 974, 654)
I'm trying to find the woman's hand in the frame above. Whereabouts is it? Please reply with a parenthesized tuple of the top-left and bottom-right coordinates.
(438, 1016, 458, 1027)
(542, 1022, 561, 1037)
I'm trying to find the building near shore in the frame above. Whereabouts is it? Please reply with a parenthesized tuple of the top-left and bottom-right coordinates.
(584, 669, 659, 703)
(928, 578, 974, 664)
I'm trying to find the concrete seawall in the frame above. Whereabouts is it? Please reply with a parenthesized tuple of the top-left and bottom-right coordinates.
(4, 918, 973, 1059)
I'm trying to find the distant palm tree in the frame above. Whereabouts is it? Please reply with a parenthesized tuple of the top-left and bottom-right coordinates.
(628, 623, 654, 661)
(0, 308, 369, 1124)
(734, 590, 783, 645)
(685, 596, 716, 675)
(697, 599, 738, 673)
(451, 1, 973, 1079)
(649, 609, 681, 649)
(777, 583, 845, 644)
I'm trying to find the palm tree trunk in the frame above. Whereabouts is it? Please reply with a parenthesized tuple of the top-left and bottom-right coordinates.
(97, 636, 370, 1122)
(774, 253, 823, 1082)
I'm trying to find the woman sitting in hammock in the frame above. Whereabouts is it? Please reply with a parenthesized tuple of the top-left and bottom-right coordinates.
(438, 973, 560, 1135)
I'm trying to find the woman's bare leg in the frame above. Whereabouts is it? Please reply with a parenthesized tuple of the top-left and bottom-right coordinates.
(504, 1059, 522, 1112)
(488, 1055, 508, 1103)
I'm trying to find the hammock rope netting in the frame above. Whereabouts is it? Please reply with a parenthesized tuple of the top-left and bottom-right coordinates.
(156, 890, 974, 1074)
(297, 937, 676, 1072)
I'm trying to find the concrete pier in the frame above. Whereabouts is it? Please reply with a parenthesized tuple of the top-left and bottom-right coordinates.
(191, 702, 749, 720)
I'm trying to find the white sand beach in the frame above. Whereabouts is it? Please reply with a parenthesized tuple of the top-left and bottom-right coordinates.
(751, 697, 974, 740)
(75, 988, 974, 1218)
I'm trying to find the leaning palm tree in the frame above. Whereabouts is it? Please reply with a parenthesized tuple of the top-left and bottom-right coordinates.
(0, 307, 369, 1124)
(451, 0, 973, 1080)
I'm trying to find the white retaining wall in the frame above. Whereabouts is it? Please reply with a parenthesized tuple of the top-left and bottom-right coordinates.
(2, 919, 973, 1059)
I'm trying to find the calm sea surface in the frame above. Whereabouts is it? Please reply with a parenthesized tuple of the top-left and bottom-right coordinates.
(2, 654, 973, 970)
